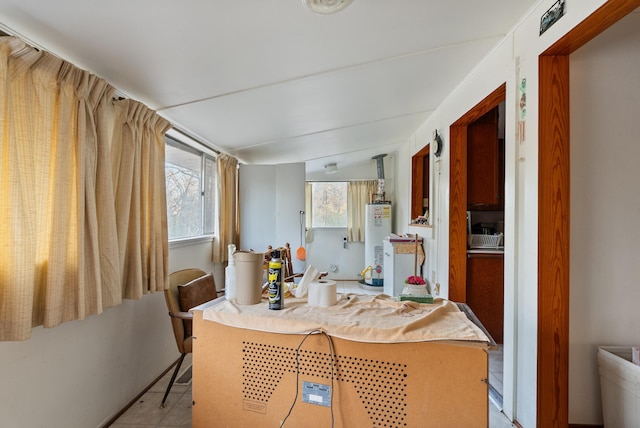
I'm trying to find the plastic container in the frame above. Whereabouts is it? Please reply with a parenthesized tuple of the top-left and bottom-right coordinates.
(234, 250, 264, 305)
(224, 244, 237, 300)
(467, 233, 503, 249)
(598, 346, 640, 427)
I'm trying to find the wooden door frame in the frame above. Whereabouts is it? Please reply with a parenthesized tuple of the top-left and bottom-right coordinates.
(537, 1, 640, 427)
(448, 2, 640, 426)
(448, 84, 506, 303)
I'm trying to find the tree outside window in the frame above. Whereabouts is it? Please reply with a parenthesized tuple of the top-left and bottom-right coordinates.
(310, 182, 347, 228)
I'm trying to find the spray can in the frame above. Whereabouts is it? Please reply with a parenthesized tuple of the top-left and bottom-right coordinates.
(268, 250, 283, 310)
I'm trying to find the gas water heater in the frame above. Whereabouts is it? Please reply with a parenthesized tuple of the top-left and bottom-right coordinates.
(364, 203, 392, 285)
(364, 154, 392, 286)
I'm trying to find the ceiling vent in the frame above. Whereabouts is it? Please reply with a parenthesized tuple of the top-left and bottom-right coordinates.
(305, 0, 353, 15)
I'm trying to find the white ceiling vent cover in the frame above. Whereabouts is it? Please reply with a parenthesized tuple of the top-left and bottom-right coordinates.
(305, 0, 353, 14)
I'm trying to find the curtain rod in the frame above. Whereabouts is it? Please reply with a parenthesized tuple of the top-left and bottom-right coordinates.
(166, 126, 221, 156)
(0, 23, 233, 161)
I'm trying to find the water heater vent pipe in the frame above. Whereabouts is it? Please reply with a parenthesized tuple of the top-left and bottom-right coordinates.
(371, 153, 388, 203)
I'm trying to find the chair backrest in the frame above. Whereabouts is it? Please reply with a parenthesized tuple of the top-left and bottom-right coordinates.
(265, 243, 295, 279)
(166, 268, 207, 353)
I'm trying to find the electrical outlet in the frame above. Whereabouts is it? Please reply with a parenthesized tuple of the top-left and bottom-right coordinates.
(329, 264, 338, 272)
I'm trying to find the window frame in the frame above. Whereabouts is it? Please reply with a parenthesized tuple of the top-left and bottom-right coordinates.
(165, 132, 217, 243)
(307, 181, 349, 229)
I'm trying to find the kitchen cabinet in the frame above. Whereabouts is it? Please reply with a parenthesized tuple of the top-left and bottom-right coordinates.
(467, 107, 504, 210)
(466, 252, 504, 343)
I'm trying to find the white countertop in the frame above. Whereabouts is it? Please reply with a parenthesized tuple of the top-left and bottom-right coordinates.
(467, 248, 504, 255)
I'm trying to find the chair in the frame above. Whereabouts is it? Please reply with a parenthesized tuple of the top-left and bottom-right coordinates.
(263, 243, 328, 286)
(264, 243, 295, 280)
(161, 268, 219, 408)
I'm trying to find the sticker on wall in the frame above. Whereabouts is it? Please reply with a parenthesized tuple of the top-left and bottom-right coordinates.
(539, 0, 565, 36)
(518, 77, 527, 143)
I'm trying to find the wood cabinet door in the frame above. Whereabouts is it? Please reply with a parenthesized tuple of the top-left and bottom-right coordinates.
(466, 254, 504, 343)
(467, 107, 501, 209)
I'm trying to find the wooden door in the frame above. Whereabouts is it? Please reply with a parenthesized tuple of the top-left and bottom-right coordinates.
(466, 254, 504, 343)
(467, 107, 501, 209)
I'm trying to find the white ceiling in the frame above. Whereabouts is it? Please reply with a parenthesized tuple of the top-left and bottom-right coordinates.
(0, 0, 537, 174)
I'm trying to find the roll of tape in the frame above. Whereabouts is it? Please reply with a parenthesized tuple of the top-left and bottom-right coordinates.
(308, 279, 337, 307)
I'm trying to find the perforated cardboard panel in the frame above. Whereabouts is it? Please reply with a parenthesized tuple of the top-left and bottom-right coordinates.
(193, 311, 489, 427)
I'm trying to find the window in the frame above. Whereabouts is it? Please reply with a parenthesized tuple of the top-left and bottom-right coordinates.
(309, 181, 347, 228)
(165, 135, 216, 240)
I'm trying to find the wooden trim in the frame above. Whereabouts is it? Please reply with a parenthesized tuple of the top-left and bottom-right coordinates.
(451, 84, 506, 127)
(448, 125, 467, 302)
(536, 1, 640, 426)
(538, 54, 570, 428)
(544, 0, 640, 55)
(411, 150, 426, 219)
(448, 84, 506, 303)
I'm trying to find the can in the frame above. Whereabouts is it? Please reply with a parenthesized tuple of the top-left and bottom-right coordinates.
(268, 250, 283, 310)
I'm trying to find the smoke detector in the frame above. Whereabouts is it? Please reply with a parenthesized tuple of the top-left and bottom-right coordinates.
(324, 163, 338, 174)
(305, 0, 353, 14)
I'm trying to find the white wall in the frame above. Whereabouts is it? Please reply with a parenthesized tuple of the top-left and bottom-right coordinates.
(239, 163, 306, 274)
(569, 11, 640, 424)
(169, 239, 220, 286)
(0, 242, 217, 428)
(396, 1, 623, 425)
(0, 294, 176, 428)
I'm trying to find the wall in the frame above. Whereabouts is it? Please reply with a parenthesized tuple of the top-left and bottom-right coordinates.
(0, 242, 216, 428)
(395, 0, 622, 425)
(569, 11, 640, 424)
(1, 2, 631, 426)
(238, 163, 306, 274)
(305, 155, 396, 279)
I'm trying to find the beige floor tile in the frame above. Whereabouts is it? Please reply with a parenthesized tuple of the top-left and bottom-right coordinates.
(114, 391, 181, 425)
(148, 355, 193, 395)
(158, 393, 192, 427)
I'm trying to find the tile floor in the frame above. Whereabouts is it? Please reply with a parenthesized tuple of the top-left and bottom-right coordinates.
(109, 353, 193, 428)
(489, 344, 504, 411)
(110, 284, 514, 427)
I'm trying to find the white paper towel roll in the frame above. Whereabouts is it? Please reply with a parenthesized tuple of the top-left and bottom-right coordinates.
(308, 279, 337, 307)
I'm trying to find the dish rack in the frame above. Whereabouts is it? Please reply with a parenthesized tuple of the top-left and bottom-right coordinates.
(468, 233, 503, 249)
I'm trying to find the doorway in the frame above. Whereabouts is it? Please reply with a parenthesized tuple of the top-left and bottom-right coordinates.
(448, 84, 507, 408)
(537, 2, 640, 426)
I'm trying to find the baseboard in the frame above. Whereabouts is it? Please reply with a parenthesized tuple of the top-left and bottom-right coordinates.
(100, 356, 182, 427)
(569, 425, 603, 428)
(512, 421, 602, 427)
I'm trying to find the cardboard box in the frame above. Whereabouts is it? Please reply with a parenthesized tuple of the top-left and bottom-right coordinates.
(192, 310, 489, 427)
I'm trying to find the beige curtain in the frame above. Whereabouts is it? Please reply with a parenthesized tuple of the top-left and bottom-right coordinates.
(112, 99, 171, 299)
(347, 180, 377, 242)
(304, 182, 313, 242)
(0, 38, 120, 340)
(0, 37, 170, 341)
(213, 154, 238, 263)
